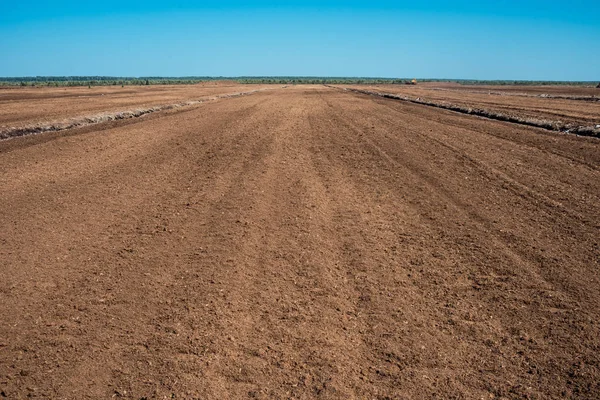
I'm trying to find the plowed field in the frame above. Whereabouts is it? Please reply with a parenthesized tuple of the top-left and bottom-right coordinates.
(1, 85, 599, 399)
(342, 83, 600, 131)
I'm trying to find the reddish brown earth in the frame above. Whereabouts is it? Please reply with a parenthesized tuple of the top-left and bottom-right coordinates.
(416, 82, 600, 97)
(0, 84, 269, 129)
(1, 86, 599, 399)
(345, 84, 600, 129)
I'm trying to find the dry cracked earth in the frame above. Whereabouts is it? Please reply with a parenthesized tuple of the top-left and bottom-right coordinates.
(1, 85, 599, 399)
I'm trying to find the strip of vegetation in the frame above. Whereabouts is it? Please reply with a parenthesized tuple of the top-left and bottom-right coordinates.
(1, 76, 597, 87)
(340, 87, 600, 138)
(0, 76, 228, 87)
(0, 76, 415, 86)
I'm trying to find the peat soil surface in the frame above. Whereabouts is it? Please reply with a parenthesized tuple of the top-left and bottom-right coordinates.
(1, 86, 599, 399)
(0, 84, 270, 128)
(345, 84, 600, 130)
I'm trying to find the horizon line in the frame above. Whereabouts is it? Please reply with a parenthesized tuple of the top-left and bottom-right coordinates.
(1, 76, 598, 83)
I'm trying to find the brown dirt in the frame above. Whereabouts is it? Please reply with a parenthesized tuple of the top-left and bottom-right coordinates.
(0, 84, 270, 129)
(1, 86, 599, 399)
(415, 82, 600, 96)
(345, 84, 600, 129)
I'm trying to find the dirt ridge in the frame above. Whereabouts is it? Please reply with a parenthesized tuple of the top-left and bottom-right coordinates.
(336, 86, 600, 137)
(0, 88, 267, 141)
(423, 87, 600, 102)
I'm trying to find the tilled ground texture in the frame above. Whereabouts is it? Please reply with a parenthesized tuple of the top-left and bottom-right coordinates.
(342, 83, 600, 135)
(1, 86, 599, 399)
(0, 84, 270, 130)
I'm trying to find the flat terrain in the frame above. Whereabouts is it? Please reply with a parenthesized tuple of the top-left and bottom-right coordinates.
(0, 83, 269, 129)
(414, 82, 600, 97)
(344, 83, 600, 130)
(1, 85, 599, 399)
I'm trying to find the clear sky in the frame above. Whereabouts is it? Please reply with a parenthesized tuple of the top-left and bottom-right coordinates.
(1, 1, 599, 80)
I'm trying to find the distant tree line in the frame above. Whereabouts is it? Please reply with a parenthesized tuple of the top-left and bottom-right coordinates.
(0, 76, 595, 87)
(234, 77, 410, 84)
(0, 76, 227, 87)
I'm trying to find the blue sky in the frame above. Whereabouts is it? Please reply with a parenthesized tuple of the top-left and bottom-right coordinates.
(1, 1, 599, 80)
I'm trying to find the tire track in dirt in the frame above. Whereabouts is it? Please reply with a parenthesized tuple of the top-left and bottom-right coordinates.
(0, 93, 274, 398)
(176, 92, 386, 398)
(305, 96, 494, 398)
(365, 92, 600, 173)
(327, 90, 600, 302)
(364, 100, 597, 227)
(0, 98, 269, 208)
(338, 88, 600, 170)
(334, 91, 599, 238)
(315, 88, 600, 398)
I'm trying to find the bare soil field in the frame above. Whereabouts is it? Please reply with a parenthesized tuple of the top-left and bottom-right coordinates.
(418, 82, 600, 97)
(0, 83, 270, 129)
(341, 84, 600, 134)
(1, 85, 599, 399)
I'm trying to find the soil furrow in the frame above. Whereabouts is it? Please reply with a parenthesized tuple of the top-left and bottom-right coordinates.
(1, 85, 598, 399)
